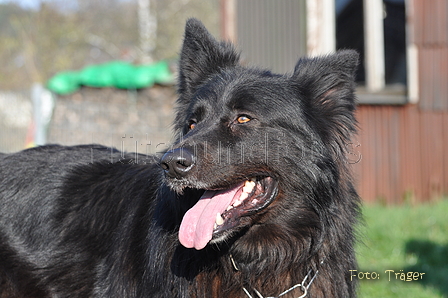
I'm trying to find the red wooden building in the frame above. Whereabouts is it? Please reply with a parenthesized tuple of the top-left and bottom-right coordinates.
(221, 0, 448, 204)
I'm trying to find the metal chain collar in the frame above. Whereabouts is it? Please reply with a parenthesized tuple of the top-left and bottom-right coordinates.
(230, 254, 321, 298)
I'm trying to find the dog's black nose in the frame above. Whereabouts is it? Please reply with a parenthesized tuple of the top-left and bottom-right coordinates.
(160, 148, 195, 178)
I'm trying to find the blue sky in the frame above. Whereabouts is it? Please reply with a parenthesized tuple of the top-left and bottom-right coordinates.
(0, 0, 132, 10)
(0, 0, 41, 9)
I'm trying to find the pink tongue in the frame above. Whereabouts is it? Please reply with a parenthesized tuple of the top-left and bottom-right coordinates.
(179, 182, 244, 250)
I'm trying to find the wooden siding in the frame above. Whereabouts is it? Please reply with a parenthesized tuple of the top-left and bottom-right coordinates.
(354, 105, 448, 204)
(417, 45, 448, 111)
(412, 0, 448, 111)
(232, 0, 307, 74)
(350, 0, 448, 203)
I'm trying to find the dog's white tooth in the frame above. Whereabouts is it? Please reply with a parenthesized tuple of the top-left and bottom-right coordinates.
(226, 205, 233, 211)
(214, 223, 217, 229)
(243, 181, 255, 193)
(238, 192, 249, 203)
(245, 180, 255, 188)
(233, 198, 243, 207)
(215, 213, 224, 226)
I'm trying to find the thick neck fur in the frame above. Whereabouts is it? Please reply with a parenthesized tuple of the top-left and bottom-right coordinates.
(180, 241, 357, 298)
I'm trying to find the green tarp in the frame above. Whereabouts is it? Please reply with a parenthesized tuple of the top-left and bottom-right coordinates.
(47, 60, 173, 95)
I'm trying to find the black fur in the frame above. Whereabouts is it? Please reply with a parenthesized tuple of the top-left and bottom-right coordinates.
(0, 19, 360, 297)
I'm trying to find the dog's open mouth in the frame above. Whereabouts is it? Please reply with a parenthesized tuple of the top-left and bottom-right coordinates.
(178, 177, 278, 250)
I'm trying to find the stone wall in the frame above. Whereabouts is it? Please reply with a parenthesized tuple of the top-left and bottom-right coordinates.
(48, 86, 177, 155)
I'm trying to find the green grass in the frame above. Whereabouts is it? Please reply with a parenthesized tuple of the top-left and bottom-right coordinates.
(356, 199, 448, 298)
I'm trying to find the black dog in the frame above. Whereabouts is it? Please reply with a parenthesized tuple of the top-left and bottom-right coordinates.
(0, 19, 360, 297)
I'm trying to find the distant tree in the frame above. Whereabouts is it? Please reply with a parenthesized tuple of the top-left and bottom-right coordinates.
(0, 0, 219, 90)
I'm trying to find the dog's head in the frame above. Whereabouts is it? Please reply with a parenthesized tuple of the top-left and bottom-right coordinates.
(160, 18, 359, 251)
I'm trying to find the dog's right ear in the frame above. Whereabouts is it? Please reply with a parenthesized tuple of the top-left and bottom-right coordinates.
(178, 18, 240, 99)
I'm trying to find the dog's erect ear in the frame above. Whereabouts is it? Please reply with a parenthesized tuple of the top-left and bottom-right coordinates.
(178, 18, 240, 98)
(293, 50, 359, 152)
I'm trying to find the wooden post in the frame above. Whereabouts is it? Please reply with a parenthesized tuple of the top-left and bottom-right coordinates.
(138, 0, 157, 64)
(221, 0, 237, 42)
(307, 0, 336, 56)
(406, 0, 419, 103)
(363, 0, 385, 92)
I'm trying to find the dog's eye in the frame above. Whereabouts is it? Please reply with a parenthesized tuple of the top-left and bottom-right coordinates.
(236, 115, 251, 124)
(188, 121, 197, 130)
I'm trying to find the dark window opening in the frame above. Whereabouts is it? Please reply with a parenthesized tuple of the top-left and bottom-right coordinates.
(336, 0, 407, 86)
